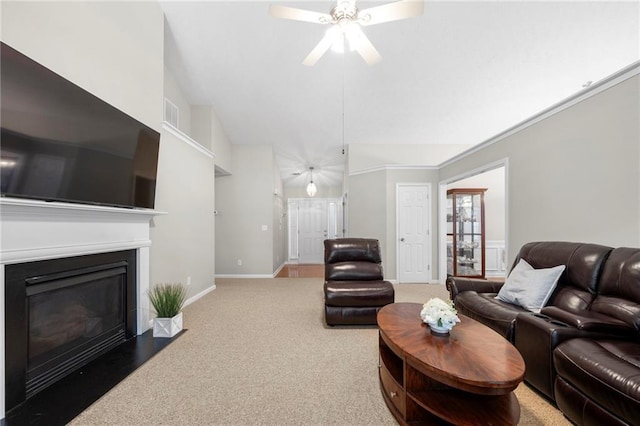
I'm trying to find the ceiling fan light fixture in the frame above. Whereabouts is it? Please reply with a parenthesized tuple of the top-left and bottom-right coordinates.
(270, 0, 424, 66)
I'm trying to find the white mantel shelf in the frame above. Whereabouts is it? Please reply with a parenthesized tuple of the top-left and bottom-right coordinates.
(0, 197, 165, 264)
(0, 196, 164, 216)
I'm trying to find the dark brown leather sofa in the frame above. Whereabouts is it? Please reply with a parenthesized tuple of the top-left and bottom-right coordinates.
(446, 241, 640, 426)
(323, 238, 394, 326)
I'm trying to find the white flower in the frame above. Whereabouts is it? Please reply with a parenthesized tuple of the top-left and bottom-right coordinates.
(420, 298, 460, 329)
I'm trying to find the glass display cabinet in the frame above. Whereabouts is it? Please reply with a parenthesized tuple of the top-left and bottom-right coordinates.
(447, 188, 486, 278)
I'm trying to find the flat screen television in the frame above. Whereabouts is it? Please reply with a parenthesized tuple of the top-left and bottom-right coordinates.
(1, 42, 160, 209)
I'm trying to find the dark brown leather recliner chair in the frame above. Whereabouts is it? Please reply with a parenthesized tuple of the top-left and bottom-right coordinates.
(323, 238, 394, 326)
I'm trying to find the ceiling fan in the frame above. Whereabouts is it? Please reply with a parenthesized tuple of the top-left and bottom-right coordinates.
(269, 0, 424, 66)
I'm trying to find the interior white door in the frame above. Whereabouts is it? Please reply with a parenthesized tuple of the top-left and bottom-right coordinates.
(397, 184, 431, 283)
(298, 199, 328, 263)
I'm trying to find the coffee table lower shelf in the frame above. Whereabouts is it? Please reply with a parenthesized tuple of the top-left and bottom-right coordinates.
(380, 361, 520, 425)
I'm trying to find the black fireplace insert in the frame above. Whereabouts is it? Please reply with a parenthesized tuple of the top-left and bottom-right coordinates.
(5, 250, 137, 412)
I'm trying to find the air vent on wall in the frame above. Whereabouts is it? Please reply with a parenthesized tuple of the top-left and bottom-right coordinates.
(164, 98, 179, 128)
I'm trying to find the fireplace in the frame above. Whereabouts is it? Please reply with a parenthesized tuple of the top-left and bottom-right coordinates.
(4, 250, 137, 412)
(1, 197, 159, 420)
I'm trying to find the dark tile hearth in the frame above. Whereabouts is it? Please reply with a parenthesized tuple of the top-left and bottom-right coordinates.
(3, 330, 183, 426)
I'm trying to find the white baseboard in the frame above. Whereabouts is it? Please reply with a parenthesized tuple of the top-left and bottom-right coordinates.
(185, 283, 217, 308)
(273, 262, 286, 277)
(215, 274, 275, 279)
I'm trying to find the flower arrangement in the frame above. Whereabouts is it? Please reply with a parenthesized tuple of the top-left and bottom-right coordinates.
(420, 298, 460, 330)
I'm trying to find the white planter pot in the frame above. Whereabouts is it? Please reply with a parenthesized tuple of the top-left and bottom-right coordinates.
(153, 312, 183, 338)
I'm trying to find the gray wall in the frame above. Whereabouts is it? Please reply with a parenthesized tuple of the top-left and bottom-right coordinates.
(349, 144, 471, 172)
(348, 170, 388, 248)
(440, 74, 640, 265)
(273, 158, 285, 272)
(151, 129, 216, 297)
(448, 167, 506, 242)
(347, 168, 440, 281)
(215, 145, 283, 275)
(347, 73, 638, 282)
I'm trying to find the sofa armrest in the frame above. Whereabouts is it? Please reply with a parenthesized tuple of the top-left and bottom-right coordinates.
(540, 306, 637, 336)
(446, 276, 504, 301)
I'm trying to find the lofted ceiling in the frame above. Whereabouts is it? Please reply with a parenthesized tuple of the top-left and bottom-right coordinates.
(160, 1, 639, 190)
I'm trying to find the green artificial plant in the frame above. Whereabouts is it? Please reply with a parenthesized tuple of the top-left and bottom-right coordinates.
(148, 282, 187, 318)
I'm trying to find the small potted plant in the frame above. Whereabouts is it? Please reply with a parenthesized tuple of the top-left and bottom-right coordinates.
(420, 297, 460, 335)
(149, 282, 187, 338)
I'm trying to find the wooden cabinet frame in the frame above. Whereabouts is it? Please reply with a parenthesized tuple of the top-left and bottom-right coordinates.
(446, 188, 486, 278)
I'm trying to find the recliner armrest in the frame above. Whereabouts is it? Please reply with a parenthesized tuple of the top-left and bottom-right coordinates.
(540, 306, 636, 336)
(446, 276, 504, 301)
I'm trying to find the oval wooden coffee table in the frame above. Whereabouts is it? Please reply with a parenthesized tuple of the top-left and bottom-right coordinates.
(377, 303, 525, 425)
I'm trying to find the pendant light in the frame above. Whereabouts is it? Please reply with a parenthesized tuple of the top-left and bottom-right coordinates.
(306, 166, 318, 197)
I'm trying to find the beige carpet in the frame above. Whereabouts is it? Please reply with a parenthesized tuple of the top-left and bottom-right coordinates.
(71, 278, 570, 425)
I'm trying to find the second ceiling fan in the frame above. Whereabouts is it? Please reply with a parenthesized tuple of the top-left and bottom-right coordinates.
(270, 0, 424, 66)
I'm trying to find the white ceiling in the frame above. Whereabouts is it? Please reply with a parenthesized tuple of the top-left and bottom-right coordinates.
(160, 1, 639, 189)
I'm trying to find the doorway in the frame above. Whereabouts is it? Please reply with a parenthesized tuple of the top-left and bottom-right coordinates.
(288, 198, 340, 264)
(438, 160, 508, 283)
(396, 184, 432, 283)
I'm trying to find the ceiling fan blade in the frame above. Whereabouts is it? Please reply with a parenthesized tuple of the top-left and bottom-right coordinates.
(269, 4, 332, 24)
(302, 33, 335, 66)
(350, 31, 381, 65)
(358, 0, 424, 26)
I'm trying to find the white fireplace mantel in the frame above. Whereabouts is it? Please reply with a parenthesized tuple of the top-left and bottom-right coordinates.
(0, 197, 164, 263)
(0, 197, 165, 419)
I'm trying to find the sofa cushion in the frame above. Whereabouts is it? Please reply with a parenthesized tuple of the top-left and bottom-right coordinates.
(324, 281, 394, 307)
(324, 238, 382, 264)
(325, 261, 383, 281)
(592, 247, 640, 330)
(554, 338, 640, 423)
(496, 259, 565, 312)
(454, 291, 529, 341)
(514, 242, 613, 311)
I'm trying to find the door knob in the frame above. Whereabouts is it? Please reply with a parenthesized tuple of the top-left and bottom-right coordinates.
(400, 238, 405, 242)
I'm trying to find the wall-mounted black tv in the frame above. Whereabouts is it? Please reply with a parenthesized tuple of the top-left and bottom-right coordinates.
(1, 42, 160, 209)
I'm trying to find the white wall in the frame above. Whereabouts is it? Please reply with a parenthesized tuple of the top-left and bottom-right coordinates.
(164, 65, 192, 135)
(440, 72, 640, 265)
(191, 105, 233, 173)
(1, 1, 164, 132)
